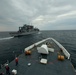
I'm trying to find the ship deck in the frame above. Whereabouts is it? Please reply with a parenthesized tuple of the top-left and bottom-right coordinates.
(0, 39, 76, 75)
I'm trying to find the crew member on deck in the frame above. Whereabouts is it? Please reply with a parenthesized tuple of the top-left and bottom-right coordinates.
(15, 57, 18, 66)
(5, 64, 10, 75)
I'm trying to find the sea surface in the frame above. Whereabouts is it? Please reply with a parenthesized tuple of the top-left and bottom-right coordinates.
(0, 30, 76, 69)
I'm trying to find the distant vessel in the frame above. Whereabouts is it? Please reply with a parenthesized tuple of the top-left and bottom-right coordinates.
(9, 24, 39, 37)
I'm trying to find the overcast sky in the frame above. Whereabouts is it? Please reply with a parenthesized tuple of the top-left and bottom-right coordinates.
(0, 0, 76, 31)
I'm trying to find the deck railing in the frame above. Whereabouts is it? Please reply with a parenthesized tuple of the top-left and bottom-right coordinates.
(51, 38, 70, 59)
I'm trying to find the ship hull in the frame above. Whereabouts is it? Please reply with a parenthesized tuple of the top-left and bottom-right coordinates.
(9, 31, 39, 37)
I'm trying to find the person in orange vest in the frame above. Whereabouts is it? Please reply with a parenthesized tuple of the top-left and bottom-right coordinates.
(15, 57, 18, 66)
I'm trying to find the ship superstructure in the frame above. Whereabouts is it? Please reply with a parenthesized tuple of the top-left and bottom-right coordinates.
(10, 24, 39, 37)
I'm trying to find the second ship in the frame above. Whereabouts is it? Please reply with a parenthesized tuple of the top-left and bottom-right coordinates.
(9, 24, 39, 37)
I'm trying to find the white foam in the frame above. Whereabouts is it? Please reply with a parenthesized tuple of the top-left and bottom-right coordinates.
(38, 32, 41, 34)
(0, 37, 14, 40)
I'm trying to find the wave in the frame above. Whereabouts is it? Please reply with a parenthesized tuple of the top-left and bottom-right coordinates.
(0, 37, 14, 40)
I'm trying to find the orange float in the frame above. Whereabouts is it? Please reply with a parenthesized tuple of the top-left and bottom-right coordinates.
(58, 55, 64, 61)
(60, 55, 64, 61)
(25, 50, 31, 55)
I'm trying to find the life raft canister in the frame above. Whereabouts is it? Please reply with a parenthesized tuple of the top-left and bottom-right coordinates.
(58, 55, 64, 61)
(25, 50, 32, 55)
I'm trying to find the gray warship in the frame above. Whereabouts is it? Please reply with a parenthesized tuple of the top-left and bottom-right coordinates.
(9, 24, 39, 37)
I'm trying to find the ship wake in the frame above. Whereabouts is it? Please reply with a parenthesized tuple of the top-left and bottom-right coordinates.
(0, 37, 14, 41)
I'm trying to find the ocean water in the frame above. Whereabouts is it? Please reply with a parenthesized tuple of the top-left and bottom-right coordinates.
(0, 30, 76, 69)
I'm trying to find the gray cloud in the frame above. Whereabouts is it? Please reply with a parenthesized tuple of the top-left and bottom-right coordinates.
(0, 0, 76, 31)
